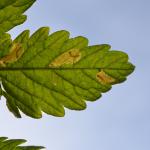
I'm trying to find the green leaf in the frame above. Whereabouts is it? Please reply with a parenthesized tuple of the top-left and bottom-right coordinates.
(0, 0, 36, 33)
(0, 137, 44, 150)
(0, 84, 2, 99)
(0, 33, 12, 58)
(0, 27, 135, 118)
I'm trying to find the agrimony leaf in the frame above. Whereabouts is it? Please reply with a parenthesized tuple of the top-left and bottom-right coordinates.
(0, 137, 44, 150)
(0, 27, 135, 118)
(0, 33, 12, 58)
(0, 0, 36, 33)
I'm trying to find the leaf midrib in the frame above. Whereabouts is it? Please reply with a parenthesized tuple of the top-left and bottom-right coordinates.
(0, 67, 134, 70)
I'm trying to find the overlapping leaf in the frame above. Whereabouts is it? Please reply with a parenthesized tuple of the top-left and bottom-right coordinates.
(0, 137, 44, 150)
(0, 33, 12, 58)
(0, 0, 36, 33)
(0, 27, 135, 118)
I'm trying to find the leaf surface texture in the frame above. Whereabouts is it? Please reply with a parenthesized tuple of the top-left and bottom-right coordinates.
(0, 27, 135, 118)
(0, 0, 35, 33)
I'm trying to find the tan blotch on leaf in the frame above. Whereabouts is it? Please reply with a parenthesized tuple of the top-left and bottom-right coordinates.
(49, 48, 81, 67)
(96, 70, 116, 84)
(0, 43, 23, 67)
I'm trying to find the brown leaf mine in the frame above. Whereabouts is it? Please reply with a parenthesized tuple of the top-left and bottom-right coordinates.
(0, 43, 23, 67)
(49, 48, 81, 67)
(96, 70, 116, 84)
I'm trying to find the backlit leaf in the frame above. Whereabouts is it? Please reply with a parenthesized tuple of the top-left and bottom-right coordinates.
(0, 27, 135, 118)
(0, 137, 44, 150)
(0, 0, 36, 33)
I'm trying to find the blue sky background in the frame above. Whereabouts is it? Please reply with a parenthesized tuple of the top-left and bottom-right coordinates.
(0, 0, 149, 149)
